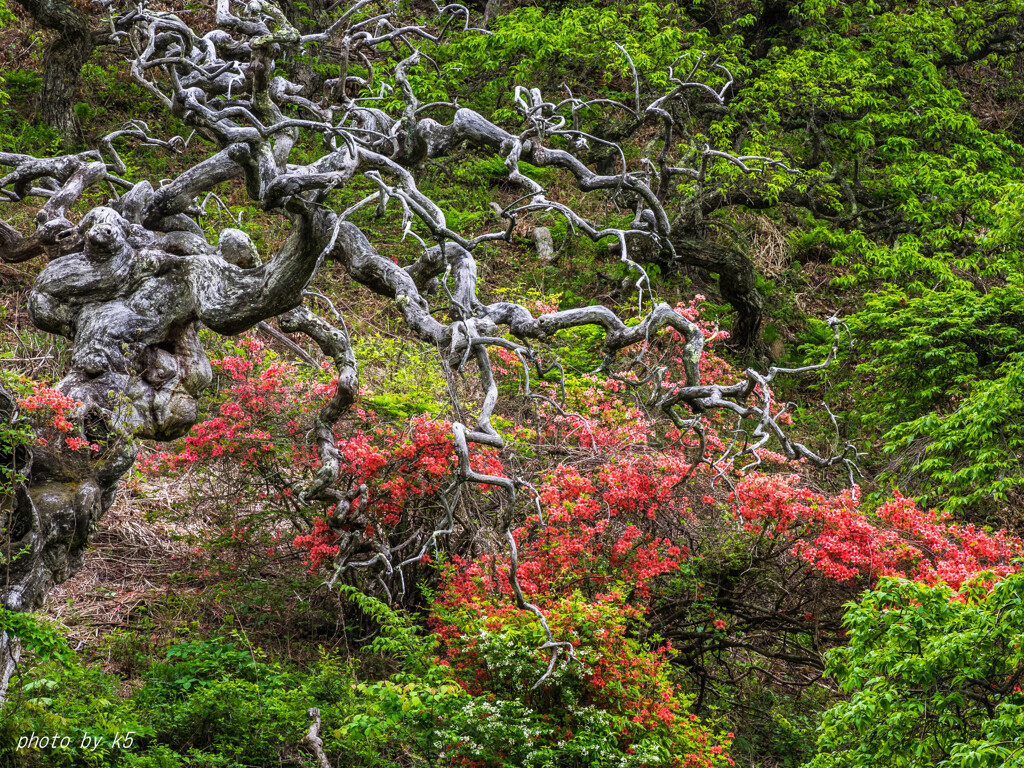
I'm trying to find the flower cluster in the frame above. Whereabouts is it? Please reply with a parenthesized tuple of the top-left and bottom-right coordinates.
(17, 382, 79, 434)
(144, 339, 505, 575)
(732, 474, 1023, 588)
(15, 382, 101, 452)
(291, 517, 340, 572)
(432, 589, 734, 767)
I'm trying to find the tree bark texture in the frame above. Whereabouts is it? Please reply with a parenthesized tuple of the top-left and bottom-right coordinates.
(39, 27, 93, 145)
(15, 0, 108, 145)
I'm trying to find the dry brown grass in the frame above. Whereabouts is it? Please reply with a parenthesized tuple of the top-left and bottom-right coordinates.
(45, 478, 200, 647)
(748, 214, 790, 279)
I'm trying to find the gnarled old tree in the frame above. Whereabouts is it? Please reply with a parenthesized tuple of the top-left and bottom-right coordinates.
(0, 0, 859, 700)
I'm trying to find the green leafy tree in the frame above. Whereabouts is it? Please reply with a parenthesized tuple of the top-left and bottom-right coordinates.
(807, 572, 1024, 768)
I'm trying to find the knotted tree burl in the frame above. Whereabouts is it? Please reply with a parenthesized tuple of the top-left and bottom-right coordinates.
(0, 0, 857, 699)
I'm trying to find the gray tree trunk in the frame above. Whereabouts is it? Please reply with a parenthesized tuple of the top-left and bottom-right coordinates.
(0, 631, 21, 706)
(16, 0, 100, 147)
(483, 0, 501, 29)
(39, 31, 92, 146)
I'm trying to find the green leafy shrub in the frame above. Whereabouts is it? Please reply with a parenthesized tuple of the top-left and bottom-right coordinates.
(1, 652, 155, 768)
(807, 572, 1024, 768)
(2, 627, 363, 768)
(431, 587, 734, 767)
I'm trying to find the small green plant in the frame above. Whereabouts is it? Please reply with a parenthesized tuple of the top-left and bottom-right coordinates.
(0, 69, 41, 97)
(0, 609, 74, 668)
(0, 374, 33, 499)
(365, 392, 437, 421)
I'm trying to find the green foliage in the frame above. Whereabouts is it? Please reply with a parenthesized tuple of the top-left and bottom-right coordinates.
(807, 573, 1024, 767)
(884, 354, 1024, 513)
(0, 610, 74, 667)
(353, 335, 447, 416)
(0, 2, 11, 105)
(0, 69, 41, 97)
(0, 373, 33, 500)
(364, 392, 437, 421)
(2, 627, 360, 768)
(73, 101, 97, 126)
(146, 631, 264, 692)
(340, 676, 470, 764)
(334, 584, 427, 666)
(552, 324, 607, 373)
(399, 3, 723, 119)
(0, 119, 61, 156)
(734, 14, 1024, 288)
(844, 278, 1024, 511)
(1, 653, 156, 768)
